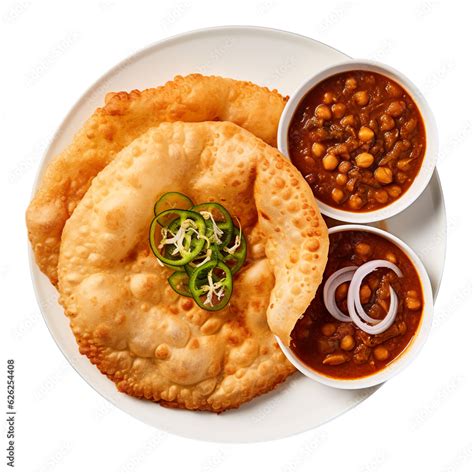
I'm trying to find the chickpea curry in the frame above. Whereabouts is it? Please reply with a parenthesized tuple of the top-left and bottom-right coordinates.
(288, 71, 426, 212)
(290, 230, 424, 379)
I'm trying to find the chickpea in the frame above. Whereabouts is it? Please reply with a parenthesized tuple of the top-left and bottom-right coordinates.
(331, 187, 345, 204)
(323, 91, 336, 104)
(385, 252, 397, 264)
(355, 152, 375, 168)
(360, 284, 372, 304)
(336, 173, 348, 186)
(397, 158, 413, 171)
(400, 117, 417, 137)
(374, 189, 389, 204)
(355, 242, 372, 257)
(315, 104, 332, 121)
(368, 303, 382, 319)
(386, 82, 402, 97)
(384, 130, 399, 151)
(405, 296, 421, 310)
(374, 346, 389, 361)
(407, 290, 418, 298)
(396, 172, 408, 184)
(358, 126, 375, 142)
(367, 276, 380, 291)
(353, 90, 369, 106)
(323, 353, 348, 365)
(321, 322, 336, 336)
(374, 166, 393, 184)
(366, 74, 376, 85)
(332, 102, 346, 119)
(341, 335, 355, 351)
(335, 282, 349, 301)
(348, 194, 363, 210)
(330, 143, 349, 156)
(379, 114, 395, 131)
(340, 115, 355, 127)
(387, 185, 402, 198)
(398, 321, 407, 335)
(345, 77, 357, 90)
(386, 100, 406, 117)
(322, 153, 339, 171)
(346, 177, 357, 193)
(349, 167, 362, 179)
(312, 142, 326, 158)
(296, 327, 310, 339)
(338, 160, 352, 174)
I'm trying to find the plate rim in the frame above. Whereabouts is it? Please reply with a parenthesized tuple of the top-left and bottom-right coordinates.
(27, 25, 447, 443)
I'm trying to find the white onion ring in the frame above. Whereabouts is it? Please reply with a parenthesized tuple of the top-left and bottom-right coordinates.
(322, 260, 403, 335)
(323, 266, 357, 322)
(347, 259, 402, 334)
(349, 259, 402, 323)
(348, 286, 399, 334)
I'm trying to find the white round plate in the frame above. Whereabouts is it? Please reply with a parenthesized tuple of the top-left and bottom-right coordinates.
(30, 26, 446, 443)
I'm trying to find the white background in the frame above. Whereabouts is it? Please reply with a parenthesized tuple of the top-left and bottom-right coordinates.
(1, 0, 472, 472)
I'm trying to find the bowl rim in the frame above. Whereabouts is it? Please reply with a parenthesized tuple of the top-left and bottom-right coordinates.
(277, 58, 439, 224)
(275, 224, 434, 390)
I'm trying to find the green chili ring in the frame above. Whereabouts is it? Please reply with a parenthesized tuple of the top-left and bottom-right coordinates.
(162, 245, 185, 271)
(192, 202, 233, 248)
(155, 208, 204, 228)
(222, 227, 247, 275)
(189, 260, 233, 311)
(165, 218, 194, 259)
(215, 222, 234, 249)
(154, 191, 193, 216)
(149, 210, 206, 266)
(168, 272, 192, 297)
(184, 243, 221, 276)
(164, 262, 185, 272)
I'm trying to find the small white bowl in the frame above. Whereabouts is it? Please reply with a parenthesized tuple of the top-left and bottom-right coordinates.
(278, 59, 439, 223)
(276, 224, 434, 389)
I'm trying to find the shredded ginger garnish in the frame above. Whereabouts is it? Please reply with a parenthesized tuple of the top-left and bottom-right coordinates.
(194, 248, 213, 268)
(224, 218, 242, 254)
(159, 219, 209, 256)
(201, 269, 226, 307)
(199, 211, 224, 244)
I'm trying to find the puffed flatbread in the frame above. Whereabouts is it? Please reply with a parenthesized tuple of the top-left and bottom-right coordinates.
(27, 75, 287, 285)
(58, 122, 328, 412)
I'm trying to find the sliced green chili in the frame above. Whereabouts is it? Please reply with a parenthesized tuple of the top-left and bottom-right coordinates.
(149, 209, 206, 266)
(154, 192, 193, 216)
(164, 262, 185, 272)
(168, 271, 192, 297)
(184, 244, 222, 276)
(149, 193, 246, 311)
(192, 202, 233, 248)
(189, 260, 233, 311)
(222, 227, 247, 275)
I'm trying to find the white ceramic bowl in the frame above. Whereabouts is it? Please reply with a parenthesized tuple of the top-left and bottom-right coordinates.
(278, 59, 439, 223)
(276, 224, 434, 389)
